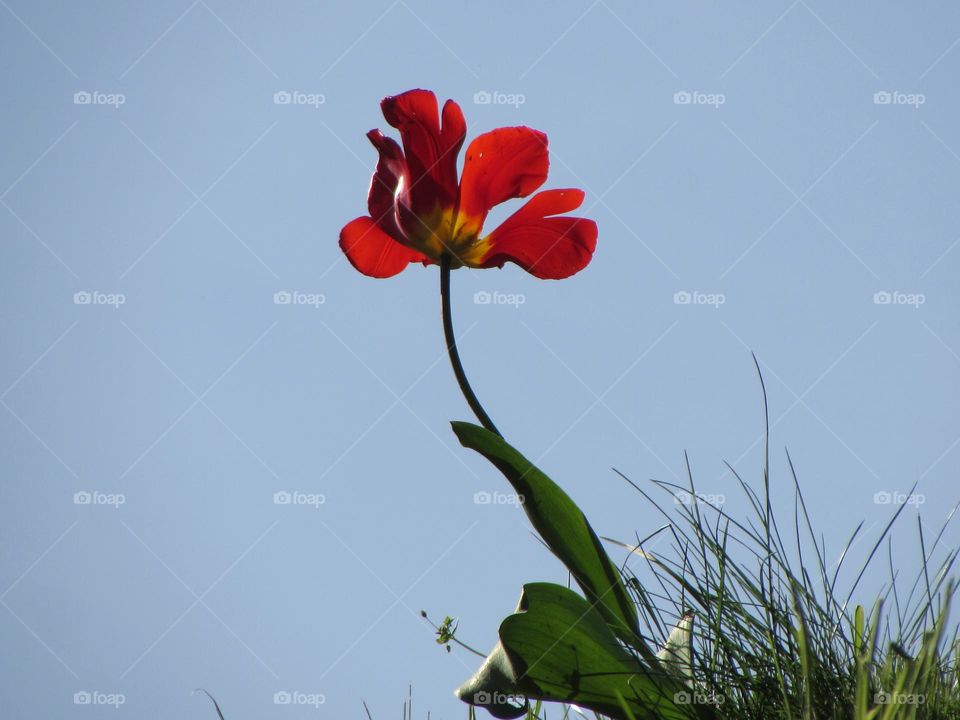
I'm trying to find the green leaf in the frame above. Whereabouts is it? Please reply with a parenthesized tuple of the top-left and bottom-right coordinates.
(451, 422, 642, 650)
(457, 583, 708, 720)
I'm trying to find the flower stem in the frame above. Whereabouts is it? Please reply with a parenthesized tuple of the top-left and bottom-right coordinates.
(440, 255, 501, 436)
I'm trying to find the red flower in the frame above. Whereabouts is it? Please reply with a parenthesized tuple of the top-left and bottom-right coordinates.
(339, 89, 597, 279)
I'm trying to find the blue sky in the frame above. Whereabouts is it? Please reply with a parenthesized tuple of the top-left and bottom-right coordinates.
(1, 2, 959, 718)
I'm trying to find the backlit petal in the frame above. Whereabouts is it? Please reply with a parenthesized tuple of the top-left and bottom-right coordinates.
(365, 129, 408, 242)
(479, 189, 597, 279)
(340, 216, 430, 278)
(381, 89, 466, 216)
(457, 126, 548, 225)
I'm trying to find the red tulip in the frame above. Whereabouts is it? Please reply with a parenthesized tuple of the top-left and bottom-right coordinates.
(339, 89, 597, 279)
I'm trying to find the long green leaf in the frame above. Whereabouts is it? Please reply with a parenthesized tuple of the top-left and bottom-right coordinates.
(452, 422, 642, 649)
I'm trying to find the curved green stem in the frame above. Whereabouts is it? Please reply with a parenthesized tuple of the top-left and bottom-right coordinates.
(440, 255, 501, 436)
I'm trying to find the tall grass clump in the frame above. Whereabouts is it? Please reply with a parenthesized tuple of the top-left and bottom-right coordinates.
(590, 372, 960, 720)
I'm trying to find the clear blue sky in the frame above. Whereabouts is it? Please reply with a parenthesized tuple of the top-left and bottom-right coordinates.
(2, 2, 959, 718)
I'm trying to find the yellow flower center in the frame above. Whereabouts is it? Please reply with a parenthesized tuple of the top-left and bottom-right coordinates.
(403, 206, 490, 268)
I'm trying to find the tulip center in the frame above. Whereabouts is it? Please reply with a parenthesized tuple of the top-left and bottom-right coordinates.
(404, 205, 486, 268)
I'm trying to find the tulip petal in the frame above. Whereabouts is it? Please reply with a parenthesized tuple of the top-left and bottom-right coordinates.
(457, 127, 549, 225)
(480, 189, 597, 279)
(381, 89, 465, 215)
(366, 129, 408, 241)
(340, 216, 429, 278)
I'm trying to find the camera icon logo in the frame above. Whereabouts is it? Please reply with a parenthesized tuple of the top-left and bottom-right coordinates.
(873, 491, 892, 505)
(273, 291, 292, 305)
(74, 691, 92, 705)
(73, 91, 92, 105)
(74, 491, 92, 505)
(273, 91, 292, 105)
(74, 291, 92, 305)
(673, 290, 692, 305)
(274, 491, 292, 505)
(473, 491, 492, 505)
(473, 91, 492, 105)
(273, 690, 292, 705)
(674, 691, 691, 705)
(873, 91, 892, 105)
(673, 91, 692, 105)
(473, 291, 492, 305)
(873, 291, 891, 305)
(474, 691, 492, 705)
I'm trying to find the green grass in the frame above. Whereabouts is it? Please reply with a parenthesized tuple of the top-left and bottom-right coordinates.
(453, 473, 958, 720)
(602, 455, 958, 720)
